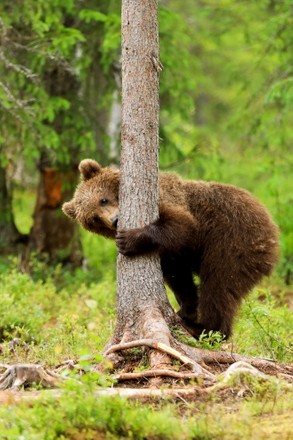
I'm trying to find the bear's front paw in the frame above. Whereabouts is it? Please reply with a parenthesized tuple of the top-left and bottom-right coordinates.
(116, 228, 154, 256)
(116, 229, 142, 256)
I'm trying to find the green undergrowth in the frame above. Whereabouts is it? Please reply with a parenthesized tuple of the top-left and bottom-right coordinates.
(0, 372, 292, 439)
(234, 286, 293, 362)
(0, 265, 116, 366)
(0, 260, 292, 365)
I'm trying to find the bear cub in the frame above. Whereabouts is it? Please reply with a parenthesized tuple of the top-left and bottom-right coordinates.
(63, 159, 279, 339)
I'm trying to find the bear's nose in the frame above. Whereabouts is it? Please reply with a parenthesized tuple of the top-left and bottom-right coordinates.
(92, 215, 100, 224)
(112, 216, 118, 229)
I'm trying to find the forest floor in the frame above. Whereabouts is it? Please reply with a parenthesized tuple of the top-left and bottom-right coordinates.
(0, 235, 292, 439)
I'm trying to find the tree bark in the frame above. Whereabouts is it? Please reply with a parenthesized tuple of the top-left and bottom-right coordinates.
(113, 0, 177, 365)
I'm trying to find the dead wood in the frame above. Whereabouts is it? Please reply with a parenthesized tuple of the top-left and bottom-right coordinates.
(0, 364, 63, 391)
(0, 386, 209, 406)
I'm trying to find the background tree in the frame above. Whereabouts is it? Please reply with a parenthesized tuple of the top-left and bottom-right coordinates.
(0, 164, 24, 252)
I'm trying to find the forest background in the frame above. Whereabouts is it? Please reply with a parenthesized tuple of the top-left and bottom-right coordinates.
(0, 0, 292, 438)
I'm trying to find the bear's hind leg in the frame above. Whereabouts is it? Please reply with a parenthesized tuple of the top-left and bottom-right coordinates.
(161, 257, 199, 325)
(197, 282, 241, 339)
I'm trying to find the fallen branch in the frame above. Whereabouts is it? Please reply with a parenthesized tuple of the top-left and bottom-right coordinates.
(0, 386, 209, 405)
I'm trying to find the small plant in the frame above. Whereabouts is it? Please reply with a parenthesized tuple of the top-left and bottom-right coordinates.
(197, 330, 225, 350)
(234, 287, 293, 363)
(172, 327, 225, 350)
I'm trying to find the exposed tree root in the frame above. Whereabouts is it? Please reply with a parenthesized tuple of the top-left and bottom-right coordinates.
(105, 338, 196, 367)
(114, 369, 211, 381)
(105, 338, 217, 382)
(105, 338, 293, 383)
(104, 305, 293, 385)
(174, 341, 293, 378)
(219, 361, 269, 383)
(139, 307, 175, 373)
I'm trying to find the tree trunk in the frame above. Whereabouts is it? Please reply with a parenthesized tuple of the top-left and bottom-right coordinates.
(28, 161, 82, 267)
(111, 0, 178, 370)
(26, 63, 83, 268)
(110, 0, 215, 380)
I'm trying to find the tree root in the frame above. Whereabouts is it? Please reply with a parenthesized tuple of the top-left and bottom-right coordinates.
(114, 369, 211, 382)
(0, 364, 63, 391)
(105, 339, 195, 367)
(105, 338, 216, 382)
(103, 336, 292, 384)
(106, 306, 293, 385)
(174, 341, 293, 378)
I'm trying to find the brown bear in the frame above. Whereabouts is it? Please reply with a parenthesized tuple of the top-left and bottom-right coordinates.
(62, 159, 279, 339)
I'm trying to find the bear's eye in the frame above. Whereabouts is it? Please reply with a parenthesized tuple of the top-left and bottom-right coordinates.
(100, 198, 108, 206)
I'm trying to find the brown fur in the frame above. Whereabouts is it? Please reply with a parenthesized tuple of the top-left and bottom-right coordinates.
(63, 159, 279, 339)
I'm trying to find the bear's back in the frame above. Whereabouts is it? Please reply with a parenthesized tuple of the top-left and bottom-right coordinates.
(160, 173, 278, 253)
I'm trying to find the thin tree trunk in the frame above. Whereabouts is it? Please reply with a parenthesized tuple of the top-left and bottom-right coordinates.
(114, 0, 176, 358)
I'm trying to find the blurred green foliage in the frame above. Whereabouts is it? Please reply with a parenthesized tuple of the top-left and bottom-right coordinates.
(1, 0, 292, 275)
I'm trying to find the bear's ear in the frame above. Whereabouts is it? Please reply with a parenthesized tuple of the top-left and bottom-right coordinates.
(79, 159, 102, 181)
(62, 200, 77, 219)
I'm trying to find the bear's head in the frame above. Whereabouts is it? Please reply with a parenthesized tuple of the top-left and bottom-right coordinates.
(62, 159, 120, 238)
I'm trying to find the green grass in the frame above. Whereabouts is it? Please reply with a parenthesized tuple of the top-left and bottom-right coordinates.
(0, 266, 116, 366)
(234, 286, 293, 362)
(0, 371, 291, 439)
(1, 261, 291, 366)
